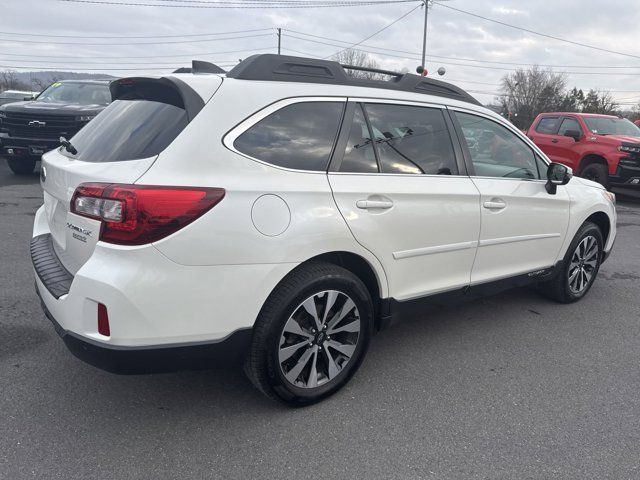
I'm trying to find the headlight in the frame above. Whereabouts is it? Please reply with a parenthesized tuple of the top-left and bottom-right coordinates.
(618, 144, 640, 154)
(76, 115, 96, 122)
(603, 190, 616, 205)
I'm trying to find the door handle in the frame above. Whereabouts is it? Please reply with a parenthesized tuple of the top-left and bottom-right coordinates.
(483, 200, 507, 210)
(356, 199, 394, 210)
(551, 139, 559, 143)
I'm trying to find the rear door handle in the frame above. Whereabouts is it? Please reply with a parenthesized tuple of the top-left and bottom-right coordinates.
(356, 199, 394, 210)
(483, 200, 506, 210)
(551, 139, 559, 143)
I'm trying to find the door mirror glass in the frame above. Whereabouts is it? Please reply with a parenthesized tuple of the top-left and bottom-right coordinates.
(546, 162, 573, 194)
(563, 129, 582, 142)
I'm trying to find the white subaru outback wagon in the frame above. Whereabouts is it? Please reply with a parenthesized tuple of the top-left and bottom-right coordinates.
(32, 55, 617, 405)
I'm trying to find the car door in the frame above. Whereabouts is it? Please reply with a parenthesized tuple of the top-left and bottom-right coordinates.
(328, 100, 481, 302)
(451, 109, 571, 285)
(528, 115, 562, 162)
(553, 116, 584, 171)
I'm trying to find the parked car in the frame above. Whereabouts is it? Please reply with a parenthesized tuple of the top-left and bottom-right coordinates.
(635, 119, 640, 128)
(0, 89, 39, 106)
(0, 79, 112, 175)
(32, 55, 617, 405)
(527, 112, 640, 188)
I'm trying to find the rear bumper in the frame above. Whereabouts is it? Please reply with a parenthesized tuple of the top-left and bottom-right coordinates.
(37, 289, 252, 374)
(0, 132, 58, 158)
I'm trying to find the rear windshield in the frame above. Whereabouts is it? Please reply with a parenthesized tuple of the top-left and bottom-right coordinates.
(64, 99, 188, 162)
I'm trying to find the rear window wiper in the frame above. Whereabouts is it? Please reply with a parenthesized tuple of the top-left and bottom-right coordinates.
(59, 136, 78, 155)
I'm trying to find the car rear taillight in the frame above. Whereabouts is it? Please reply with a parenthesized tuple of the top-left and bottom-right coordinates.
(97, 303, 110, 336)
(70, 183, 225, 245)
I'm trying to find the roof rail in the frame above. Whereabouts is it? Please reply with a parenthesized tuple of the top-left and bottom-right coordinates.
(173, 60, 226, 75)
(226, 54, 481, 106)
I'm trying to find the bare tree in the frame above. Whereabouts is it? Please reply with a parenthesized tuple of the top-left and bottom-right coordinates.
(499, 66, 567, 129)
(331, 49, 385, 80)
(582, 89, 619, 115)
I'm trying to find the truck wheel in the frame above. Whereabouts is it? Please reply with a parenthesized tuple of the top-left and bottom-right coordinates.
(538, 222, 603, 303)
(7, 157, 36, 175)
(580, 163, 609, 189)
(245, 261, 373, 406)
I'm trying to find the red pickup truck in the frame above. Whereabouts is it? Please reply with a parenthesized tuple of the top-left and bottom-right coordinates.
(527, 112, 640, 189)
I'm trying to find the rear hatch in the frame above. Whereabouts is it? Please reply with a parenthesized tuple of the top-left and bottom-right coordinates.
(40, 76, 220, 274)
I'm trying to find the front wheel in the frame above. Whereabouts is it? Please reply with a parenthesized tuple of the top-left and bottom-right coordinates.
(7, 157, 36, 175)
(580, 163, 609, 190)
(245, 262, 373, 405)
(539, 222, 603, 303)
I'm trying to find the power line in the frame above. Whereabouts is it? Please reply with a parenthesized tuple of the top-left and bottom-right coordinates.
(287, 28, 640, 69)
(324, 3, 421, 58)
(434, 2, 640, 61)
(0, 28, 272, 39)
(0, 32, 273, 45)
(284, 34, 640, 76)
(55, 0, 419, 8)
(0, 47, 273, 59)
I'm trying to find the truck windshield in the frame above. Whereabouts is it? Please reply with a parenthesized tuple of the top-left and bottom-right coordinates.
(36, 82, 111, 106)
(584, 117, 640, 137)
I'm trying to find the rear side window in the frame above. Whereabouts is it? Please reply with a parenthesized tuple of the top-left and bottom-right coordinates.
(364, 103, 457, 175)
(340, 104, 378, 173)
(234, 102, 344, 171)
(535, 117, 560, 135)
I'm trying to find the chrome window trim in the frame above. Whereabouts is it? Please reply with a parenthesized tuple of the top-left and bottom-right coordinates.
(223, 96, 348, 174)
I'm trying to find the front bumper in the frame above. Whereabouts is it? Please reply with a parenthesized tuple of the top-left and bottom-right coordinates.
(0, 132, 58, 158)
(37, 290, 252, 374)
(610, 162, 640, 187)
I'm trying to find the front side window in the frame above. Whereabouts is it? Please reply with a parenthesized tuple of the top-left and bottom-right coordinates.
(363, 103, 457, 175)
(558, 118, 582, 136)
(456, 112, 540, 180)
(234, 102, 344, 171)
(535, 117, 560, 135)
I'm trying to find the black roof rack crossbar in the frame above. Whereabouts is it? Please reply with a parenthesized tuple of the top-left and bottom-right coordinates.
(226, 54, 480, 106)
(341, 64, 403, 78)
(173, 60, 226, 75)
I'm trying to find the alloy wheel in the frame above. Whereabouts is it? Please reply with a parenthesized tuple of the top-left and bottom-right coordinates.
(568, 235, 599, 294)
(278, 290, 361, 389)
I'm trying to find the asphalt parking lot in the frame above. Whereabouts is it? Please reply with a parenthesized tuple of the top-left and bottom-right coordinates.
(1, 160, 639, 480)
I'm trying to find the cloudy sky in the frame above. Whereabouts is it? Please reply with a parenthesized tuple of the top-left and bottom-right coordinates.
(2, 0, 640, 106)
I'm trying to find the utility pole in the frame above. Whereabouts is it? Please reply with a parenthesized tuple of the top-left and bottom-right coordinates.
(420, 0, 429, 71)
(277, 28, 281, 55)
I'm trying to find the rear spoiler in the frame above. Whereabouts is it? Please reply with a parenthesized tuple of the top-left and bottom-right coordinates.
(109, 77, 205, 122)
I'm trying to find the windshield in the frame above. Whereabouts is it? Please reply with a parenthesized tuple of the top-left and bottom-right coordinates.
(584, 117, 640, 137)
(36, 82, 111, 105)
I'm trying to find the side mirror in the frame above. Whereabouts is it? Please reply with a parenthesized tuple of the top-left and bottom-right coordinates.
(546, 162, 573, 194)
(563, 129, 582, 142)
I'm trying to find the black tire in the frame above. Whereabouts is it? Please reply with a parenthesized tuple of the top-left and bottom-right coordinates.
(7, 157, 36, 175)
(580, 163, 609, 190)
(245, 261, 373, 406)
(539, 222, 603, 303)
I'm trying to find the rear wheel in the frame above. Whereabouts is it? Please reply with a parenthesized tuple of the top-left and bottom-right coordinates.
(245, 261, 373, 405)
(580, 163, 609, 189)
(539, 222, 603, 303)
(7, 157, 36, 175)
